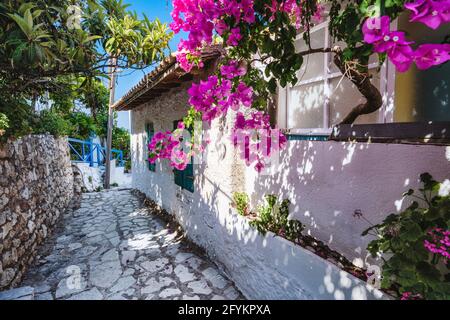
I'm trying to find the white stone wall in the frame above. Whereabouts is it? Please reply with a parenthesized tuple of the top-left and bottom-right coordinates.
(73, 163, 103, 192)
(244, 141, 450, 266)
(110, 159, 132, 188)
(130, 84, 450, 299)
(0, 135, 76, 290)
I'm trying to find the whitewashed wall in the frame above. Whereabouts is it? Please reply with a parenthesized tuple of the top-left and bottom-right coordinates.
(130, 82, 438, 299)
(244, 141, 450, 267)
(73, 163, 103, 192)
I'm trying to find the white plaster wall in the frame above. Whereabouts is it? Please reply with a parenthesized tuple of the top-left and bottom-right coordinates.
(130, 83, 397, 299)
(110, 159, 132, 188)
(73, 163, 103, 192)
(244, 141, 450, 266)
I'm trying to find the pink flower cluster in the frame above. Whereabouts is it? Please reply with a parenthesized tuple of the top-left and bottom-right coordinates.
(264, 0, 324, 27)
(400, 292, 423, 300)
(171, 0, 255, 71)
(362, 14, 450, 72)
(148, 59, 287, 172)
(232, 111, 287, 172)
(405, 0, 450, 29)
(188, 60, 287, 172)
(188, 61, 252, 123)
(148, 122, 199, 171)
(171, 0, 324, 71)
(424, 227, 450, 263)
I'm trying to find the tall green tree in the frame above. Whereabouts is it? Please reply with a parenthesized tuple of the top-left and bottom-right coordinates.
(0, 0, 172, 98)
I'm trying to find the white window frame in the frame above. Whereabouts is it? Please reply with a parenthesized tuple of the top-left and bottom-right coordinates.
(278, 20, 394, 134)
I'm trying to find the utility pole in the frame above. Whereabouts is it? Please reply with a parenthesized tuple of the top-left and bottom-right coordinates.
(105, 56, 117, 189)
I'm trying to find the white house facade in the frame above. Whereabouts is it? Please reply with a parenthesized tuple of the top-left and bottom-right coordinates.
(113, 17, 450, 298)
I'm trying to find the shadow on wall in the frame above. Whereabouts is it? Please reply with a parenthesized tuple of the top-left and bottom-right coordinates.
(168, 160, 388, 300)
(247, 140, 450, 267)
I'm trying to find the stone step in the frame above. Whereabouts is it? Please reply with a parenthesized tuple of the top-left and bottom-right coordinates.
(0, 286, 35, 300)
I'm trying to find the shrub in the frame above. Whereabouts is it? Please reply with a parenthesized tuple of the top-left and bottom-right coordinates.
(362, 173, 450, 300)
(125, 159, 131, 172)
(33, 110, 71, 137)
(0, 97, 33, 143)
(0, 112, 8, 136)
(251, 194, 304, 242)
(232, 192, 250, 216)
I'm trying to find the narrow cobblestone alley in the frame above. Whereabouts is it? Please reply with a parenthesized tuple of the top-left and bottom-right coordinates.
(3, 189, 243, 300)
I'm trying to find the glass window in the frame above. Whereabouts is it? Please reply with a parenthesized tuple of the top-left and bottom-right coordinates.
(286, 22, 382, 130)
(288, 82, 325, 128)
(329, 71, 381, 125)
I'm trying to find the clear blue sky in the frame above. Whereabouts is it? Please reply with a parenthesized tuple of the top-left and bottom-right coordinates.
(114, 0, 183, 130)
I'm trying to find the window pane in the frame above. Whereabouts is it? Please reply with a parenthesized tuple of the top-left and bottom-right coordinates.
(394, 13, 450, 122)
(288, 82, 325, 128)
(329, 71, 381, 125)
(294, 28, 325, 82)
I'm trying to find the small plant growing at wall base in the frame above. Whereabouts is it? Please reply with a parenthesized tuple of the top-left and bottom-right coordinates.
(232, 192, 250, 216)
(361, 173, 450, 300)
(250, 195, 304, 243)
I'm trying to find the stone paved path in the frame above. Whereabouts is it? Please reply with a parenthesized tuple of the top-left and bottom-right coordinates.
(7, 189, 243, 300)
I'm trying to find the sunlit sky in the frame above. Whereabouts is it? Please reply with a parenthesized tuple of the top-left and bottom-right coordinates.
(114, 0, 183, 130)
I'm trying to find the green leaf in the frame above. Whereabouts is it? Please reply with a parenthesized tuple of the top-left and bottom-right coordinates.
(402, 189, 414, 197)
(400, 220, 423, 242)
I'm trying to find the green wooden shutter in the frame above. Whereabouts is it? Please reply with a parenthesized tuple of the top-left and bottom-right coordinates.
(173, 120, 194, 192)
(146, 123, 156, 172)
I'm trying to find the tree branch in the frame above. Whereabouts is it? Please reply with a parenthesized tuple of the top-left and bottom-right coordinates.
(297, 47, 336, 56)
(332, 47, 382, 125)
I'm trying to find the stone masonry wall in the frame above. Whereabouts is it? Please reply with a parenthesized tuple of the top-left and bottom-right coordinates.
(0, 135, 76, 290)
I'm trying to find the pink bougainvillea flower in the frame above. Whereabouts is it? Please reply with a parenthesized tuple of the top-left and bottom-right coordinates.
(241, 0, 256, 23)
(362, 16, 391, 44)
(265, 0, 278, 21)
(367, 30, 415, 72)
(220, 60, 246, 79)
(373, 31, 414, 53)
(227, 27, 243, 46)
(413, 43, 450, 70)
(170, 148, 189, 170)
(405, 0, 450, 30)
(387, 42, 415, 72)
(214, 19, 228, 35)
(400, 292, 423, 300)
(176, 51, 194, 73)
(424, 227, 450, 263)
(231, 110, 287, 172)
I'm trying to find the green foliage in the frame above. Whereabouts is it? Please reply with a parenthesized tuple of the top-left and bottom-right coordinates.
(362, 173, 450, 300)
(33, 109, 71, 137)
(66, 112, 97, 141)
(0, 0, 172, 96)
(232, 192, 250, 216)
(0, 95, 33, 143)
(0, 112, 9, 136)
(182, 107, 202, 131)
(112, 126, 130, 159)
(223, 0, 411, 114)
(250, 195, 304, 242)
(124, 158, 131, 172)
